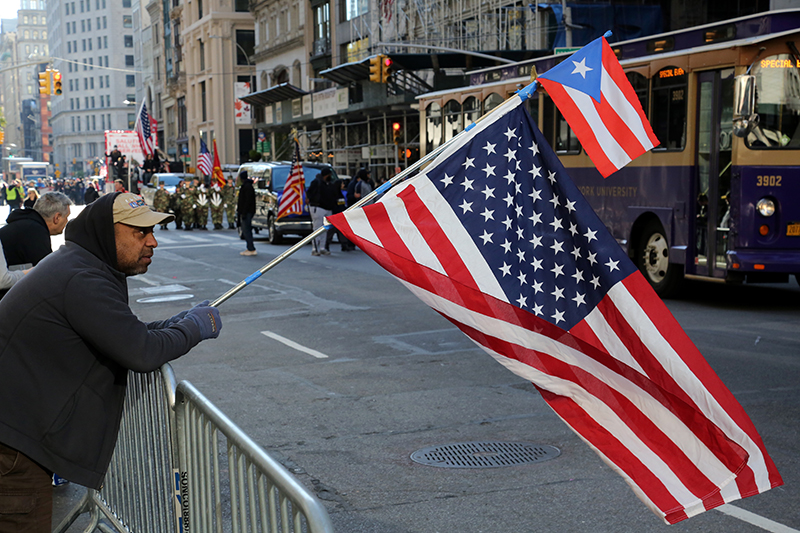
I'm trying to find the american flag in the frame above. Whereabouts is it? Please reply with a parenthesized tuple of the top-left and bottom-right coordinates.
(328, 96, 782, 523)
(198, 139, 213, 176)
(135, 102, 158, 157)
(537, 36, 659, 178)
(276, 139, 306, 219)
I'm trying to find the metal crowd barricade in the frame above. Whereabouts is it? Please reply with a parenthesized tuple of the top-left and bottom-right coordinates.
(175, 381, 334, 533)
(53, 364, 334, 533)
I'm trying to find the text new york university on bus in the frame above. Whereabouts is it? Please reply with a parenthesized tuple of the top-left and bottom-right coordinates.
(418, 9, 800, 296)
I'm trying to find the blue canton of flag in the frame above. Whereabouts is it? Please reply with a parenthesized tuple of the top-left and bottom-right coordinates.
(426, 102, 635, 329)
(329, 94, 781, 524)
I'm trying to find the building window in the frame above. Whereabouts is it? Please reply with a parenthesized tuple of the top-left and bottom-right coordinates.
(122, 0, 130, 6)
(235, 30, 255, 66)
(126, 74, 135, 87)
(128, 113, 135, 129)
(235, 0, 248, 12)
(124, 35, 133, 47)
(199, 40, 205, 70)
(125, 55, 134, 67)
(81, 20, 85, 32)
(198, 0, 203, 19)
(345, 0, 368, 21)
(200, 81, 207, 122)
(123, 15, 131, 28)
(87, 19, 91, 31)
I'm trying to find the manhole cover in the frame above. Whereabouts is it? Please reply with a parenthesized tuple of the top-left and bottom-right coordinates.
(136, 294, 195, 303)
(410, 441, 560, 469)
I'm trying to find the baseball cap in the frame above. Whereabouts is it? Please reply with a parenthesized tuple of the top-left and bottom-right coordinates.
(113, 193, 174, 227)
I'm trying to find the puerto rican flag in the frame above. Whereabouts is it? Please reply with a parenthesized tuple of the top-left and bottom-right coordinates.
(134, 102, 158, 157)
(537, 36, 659, 178)
(328, 95, 781, 524)
(276, 139, 306, 219)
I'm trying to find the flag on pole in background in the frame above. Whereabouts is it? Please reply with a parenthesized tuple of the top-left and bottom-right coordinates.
(211, 139, 226, 187)
(276, 138, 306, 219)
(537, 36, 659, 178)
(198, 139, 213, 176)
(134, 102, 158, 157)
(328, 95, 782, 524)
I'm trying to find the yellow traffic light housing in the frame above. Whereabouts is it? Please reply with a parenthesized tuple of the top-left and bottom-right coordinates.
(369, 55, 383, 83)
(392, 122, 402, 144)
(52, 70, 62, 95)
(38, 69, 51, 95)
(381, 56, 393, 83)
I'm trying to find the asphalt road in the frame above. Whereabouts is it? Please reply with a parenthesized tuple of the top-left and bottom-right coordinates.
(41, 220, 799, 533)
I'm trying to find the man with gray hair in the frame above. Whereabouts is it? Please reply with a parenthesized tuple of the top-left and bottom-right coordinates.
(0, 191, 72, 299)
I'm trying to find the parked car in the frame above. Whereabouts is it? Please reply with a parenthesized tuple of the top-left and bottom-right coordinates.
(141, 172, 194, 206)
(238, 161, 337, 244)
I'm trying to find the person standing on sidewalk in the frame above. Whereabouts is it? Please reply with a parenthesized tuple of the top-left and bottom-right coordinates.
(0, 192, 222, 532)
(307, 167, 336, 256)
(237, 171, 257, 256)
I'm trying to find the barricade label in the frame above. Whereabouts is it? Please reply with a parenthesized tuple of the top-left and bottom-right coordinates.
(174, 469, 189, 532)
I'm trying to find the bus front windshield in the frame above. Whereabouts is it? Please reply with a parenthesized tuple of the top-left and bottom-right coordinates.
(747, 53, 800, 149)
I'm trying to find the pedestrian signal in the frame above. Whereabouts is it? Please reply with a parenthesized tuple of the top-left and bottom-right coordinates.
(369, 55, 383, 83)
(381, 56, 393, 82)
(38, 69, 51, 95)
(52, 71, 62, 95)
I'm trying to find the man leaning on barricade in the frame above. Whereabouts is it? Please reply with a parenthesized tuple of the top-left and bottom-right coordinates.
(0, 192, 223, 532)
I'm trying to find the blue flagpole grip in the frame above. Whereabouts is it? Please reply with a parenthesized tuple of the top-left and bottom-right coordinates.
(244, 270, 263, 285)
(603, 30, 613, 39)
(517, 80, 538, 102)
(375, 180, 393, 195)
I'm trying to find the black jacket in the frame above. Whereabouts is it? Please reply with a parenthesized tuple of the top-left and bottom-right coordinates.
(0, 193, 206, 489)
(237, 179, 256, 215)
(0, 207, 52, 267)
(307, 176, 338, 211)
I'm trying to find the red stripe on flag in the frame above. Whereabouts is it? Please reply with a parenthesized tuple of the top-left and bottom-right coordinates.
(537, 387, 689, 524)
(601, 41, 660, 148)
(592, 83, 647, 160)
(538, 79, 618, 177)
(622, 274, 783, 492)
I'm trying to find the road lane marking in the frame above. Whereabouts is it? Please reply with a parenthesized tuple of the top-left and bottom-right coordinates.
(158, 243, 239, 250)
(261, 331, 329, 359)
(716, 504, 800, 532)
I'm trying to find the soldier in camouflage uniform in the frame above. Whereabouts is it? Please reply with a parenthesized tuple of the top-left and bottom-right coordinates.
(195, 181, 209, 230)
(210, 182, 225, 229)
(180, 181, 198, 231)
(153, 181, 172, 230)
(223, 177, 237, 229)
(170, 181, 184, 230)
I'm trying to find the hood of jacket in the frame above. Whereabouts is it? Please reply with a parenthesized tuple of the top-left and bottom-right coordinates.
(5, 206, 47, 228)
(65, 192, 120, 270)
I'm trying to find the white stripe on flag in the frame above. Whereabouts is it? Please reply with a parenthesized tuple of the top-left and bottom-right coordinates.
(601, 70, 655, 151)
(583, 306, 646, 374)
(343, 207, 382, 247)
(396, 278, 741, 500)
(562, 85, 631, 170)
(412, 178, 508, 302)
(607, 283, 771, 494)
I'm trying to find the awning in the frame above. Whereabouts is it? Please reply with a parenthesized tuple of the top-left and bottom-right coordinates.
(319, 57, 371, 85)
(239, 83, 308, 106)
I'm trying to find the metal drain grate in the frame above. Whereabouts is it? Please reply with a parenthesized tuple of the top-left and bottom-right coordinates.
(410, 441, 560, 469)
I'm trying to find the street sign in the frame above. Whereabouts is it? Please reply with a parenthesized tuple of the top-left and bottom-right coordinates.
(554, 47, 581, 55)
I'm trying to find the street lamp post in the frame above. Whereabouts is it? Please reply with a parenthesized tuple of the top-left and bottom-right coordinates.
(208, 35, 256, 165)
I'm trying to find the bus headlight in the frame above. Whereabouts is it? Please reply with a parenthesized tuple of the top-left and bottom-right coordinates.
(756, 198, 775, 217)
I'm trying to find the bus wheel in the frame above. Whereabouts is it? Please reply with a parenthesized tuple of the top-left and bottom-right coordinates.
(268, 216, 282, 244)
(636, 220, 682, 298)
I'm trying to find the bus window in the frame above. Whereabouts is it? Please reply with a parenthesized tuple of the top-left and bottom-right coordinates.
(542, 93, 579, 154)
(484, 93, 503, 115)
(651, 66, 687, 150)
(425, 102, 442, 154)
(463, 96, 480, 128)
(443, 100, 462, 143)
(526, 94, 539, 126)
(746, 54, 800, 149)
(626, 71, 649, 117)
(542, 93, 555, 148)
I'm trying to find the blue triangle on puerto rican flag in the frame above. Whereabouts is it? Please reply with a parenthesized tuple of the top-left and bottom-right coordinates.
(538, 36, 604, 103)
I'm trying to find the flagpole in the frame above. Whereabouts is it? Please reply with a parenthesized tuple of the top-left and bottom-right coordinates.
(209, 79, 540, 308)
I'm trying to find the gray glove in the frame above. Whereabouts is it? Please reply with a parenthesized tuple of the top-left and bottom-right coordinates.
(166, 300, 210, 326)
(185, 304, 222, 340)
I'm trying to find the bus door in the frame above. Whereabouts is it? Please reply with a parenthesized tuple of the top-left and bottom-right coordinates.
(694, 68, 735, 278)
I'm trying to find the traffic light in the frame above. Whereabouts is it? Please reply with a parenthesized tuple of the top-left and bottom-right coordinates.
(52, 70, 62, 95)
(38, 69, 51, 95)
(381, 56, 393, 83)
(369, 55, 383, 83)
(392, 121, 402, 144)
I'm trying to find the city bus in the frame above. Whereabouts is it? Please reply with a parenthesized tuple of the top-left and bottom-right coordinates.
(417, 9, 800, 296)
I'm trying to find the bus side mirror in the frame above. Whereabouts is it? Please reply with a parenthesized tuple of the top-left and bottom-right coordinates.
(732, 75, 758, 138)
